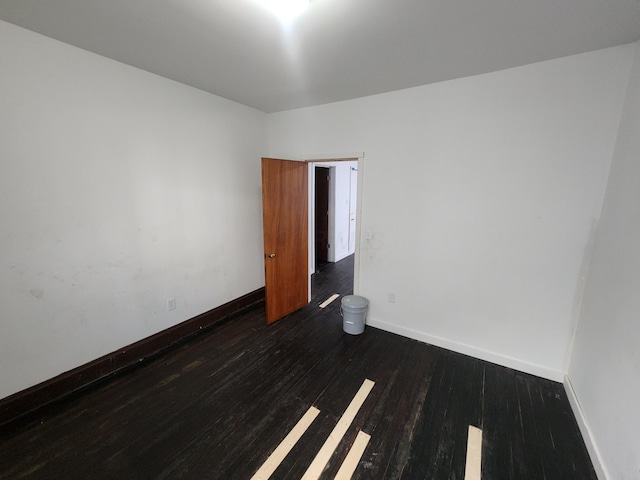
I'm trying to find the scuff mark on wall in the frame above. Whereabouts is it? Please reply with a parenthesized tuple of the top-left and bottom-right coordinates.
(362, 231, 387, 267)
(29, 287, 44, 299)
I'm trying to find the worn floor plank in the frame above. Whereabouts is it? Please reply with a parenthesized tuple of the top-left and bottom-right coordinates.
(0, 255, 597, 479)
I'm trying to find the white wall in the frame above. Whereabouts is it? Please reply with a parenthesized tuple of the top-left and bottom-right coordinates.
(0, 21, 267, 399)
(269, 45, 634, 380)
(567, 40, 640, 480)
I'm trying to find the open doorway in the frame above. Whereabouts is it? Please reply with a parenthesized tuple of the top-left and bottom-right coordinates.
(309, 159, 360, 300)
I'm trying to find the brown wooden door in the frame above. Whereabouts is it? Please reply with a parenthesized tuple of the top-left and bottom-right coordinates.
(262, 158, 309, 324)
(315, 167, 330, 263)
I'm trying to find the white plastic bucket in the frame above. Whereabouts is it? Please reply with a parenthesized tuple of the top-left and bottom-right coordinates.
(340, 295, 368, 335)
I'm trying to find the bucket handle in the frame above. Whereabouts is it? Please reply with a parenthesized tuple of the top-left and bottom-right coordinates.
(340, 305, 368, 317)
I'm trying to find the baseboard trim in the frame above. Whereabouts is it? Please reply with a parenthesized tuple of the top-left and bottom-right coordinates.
(0, 287, 265, 429)
(366, 316, 564, 382)
(563, 375, 610, 480)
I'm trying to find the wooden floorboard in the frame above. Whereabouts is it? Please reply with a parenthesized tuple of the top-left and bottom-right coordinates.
(0, 254, 597, 479)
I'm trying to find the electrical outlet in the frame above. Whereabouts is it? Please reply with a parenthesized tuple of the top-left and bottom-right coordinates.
(167, 297, 177, 311)
(388, 293, 396, 303)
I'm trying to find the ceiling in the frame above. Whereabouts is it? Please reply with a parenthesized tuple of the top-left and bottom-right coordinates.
(1, 0, 639, 113)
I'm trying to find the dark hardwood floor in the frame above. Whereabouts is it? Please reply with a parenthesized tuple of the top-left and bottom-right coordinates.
(0, 254, 597, 479)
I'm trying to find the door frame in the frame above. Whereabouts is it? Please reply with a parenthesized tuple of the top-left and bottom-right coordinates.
(306, 153, 364, 298)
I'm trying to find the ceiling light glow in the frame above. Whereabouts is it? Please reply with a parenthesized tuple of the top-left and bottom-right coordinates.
(259, 0, 309, 23)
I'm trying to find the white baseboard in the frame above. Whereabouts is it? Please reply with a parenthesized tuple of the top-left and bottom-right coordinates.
(365, 316, 564, 382)
(563, 376, 610, 480)
(334, 250, 354, 263)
